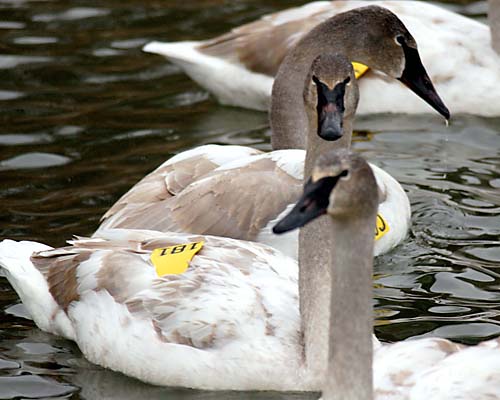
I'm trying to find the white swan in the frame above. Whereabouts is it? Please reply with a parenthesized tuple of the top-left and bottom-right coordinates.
(96, 53, 411, 257)
(143, 0, 500, 116)
(98, 6, 453, 256)
(1, 150, 499, 399)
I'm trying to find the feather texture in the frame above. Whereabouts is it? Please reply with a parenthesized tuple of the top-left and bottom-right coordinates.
(1, 232, 500, 396)
(96, 146, 410, 257)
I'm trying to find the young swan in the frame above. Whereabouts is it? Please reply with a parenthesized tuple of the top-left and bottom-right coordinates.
(96, 54, 410, 259)
(0, 152, 379, 393)
(274, 149, 377, 400)
(144, 1, 498, 117)
(274, 149, 500, 400)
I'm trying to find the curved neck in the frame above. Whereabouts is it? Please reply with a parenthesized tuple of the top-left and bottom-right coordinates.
(489, 0, 500, 55)
(322, 215, 374, 400)
(270, 17, 366, 150)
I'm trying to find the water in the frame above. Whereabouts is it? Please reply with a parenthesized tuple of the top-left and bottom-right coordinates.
(0, 0, 498, 398)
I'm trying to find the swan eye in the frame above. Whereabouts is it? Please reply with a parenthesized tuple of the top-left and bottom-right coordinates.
(339, 170, 350, 180)
(344, 76, 351, 86)
(395, 35, 405, 46)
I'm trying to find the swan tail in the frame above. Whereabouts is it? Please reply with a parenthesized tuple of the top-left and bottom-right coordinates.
(142, 40, 271, 111)
(0, 239, 75, 339)
(143, 40, 203, 66)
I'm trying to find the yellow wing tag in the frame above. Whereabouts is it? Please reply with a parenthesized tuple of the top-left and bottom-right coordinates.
(375, 214, 390, 241)
(150, 241, 204, 276)
(352, 62, 369, 79)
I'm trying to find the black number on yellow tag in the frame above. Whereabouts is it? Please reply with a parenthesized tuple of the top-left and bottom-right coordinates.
(170, 245, 187, 254)
(374, 214, 390, 241)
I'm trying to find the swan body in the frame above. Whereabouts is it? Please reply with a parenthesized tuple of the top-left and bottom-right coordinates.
(96, 145, 411, 258)
(0, 231, 310, 391)
(97, 51, 420, 257)
(144, 1, 500, 116)
(373, 337, 500, 399)
(1, 206, 499, 396)
(105, 10, 456, 260)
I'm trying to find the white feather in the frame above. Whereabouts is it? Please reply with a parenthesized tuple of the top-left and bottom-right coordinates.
(0, 240, 75, 340)
(164, 144, 261, 167)
(143, 41, 273, 111)
(1, 231, 500, 396)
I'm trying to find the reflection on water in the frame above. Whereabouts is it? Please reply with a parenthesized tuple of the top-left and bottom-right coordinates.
(0, 0, 499, 398)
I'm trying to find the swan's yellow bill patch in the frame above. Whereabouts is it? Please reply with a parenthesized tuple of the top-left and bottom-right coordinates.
(375, 214, 389, 241)
(352, 62, 369, 79)
(150, 241, 204, 276)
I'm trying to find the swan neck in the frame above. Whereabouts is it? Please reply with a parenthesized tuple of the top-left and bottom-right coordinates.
(299, 212, 375, 395)
(270, 62, 309, 150)
(490, 0, 500, 55)
(298, 218, 335, 379)
(322, 216, 374, 400)
(298, 93, 355, 380)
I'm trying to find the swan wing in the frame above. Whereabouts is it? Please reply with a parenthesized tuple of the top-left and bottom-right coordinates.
(98, 145, 262, 232)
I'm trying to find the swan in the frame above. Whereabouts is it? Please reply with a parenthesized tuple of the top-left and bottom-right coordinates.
(98, 6, 453, 256)
(2, 150, 499, 398)
(96, 53, 412, 257)
(143, 0, 500, 117)
(273, 149, 500, 400)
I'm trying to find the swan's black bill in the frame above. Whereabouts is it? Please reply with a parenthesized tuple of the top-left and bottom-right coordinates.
(273, 176, 339, 234)
(314, 76, 349, 141)
(398, 43, 450, 120)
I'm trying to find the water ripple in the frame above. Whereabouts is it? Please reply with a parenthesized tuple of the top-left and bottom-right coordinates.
(32, 7, 109, 22)
(0, 152, 71, 170)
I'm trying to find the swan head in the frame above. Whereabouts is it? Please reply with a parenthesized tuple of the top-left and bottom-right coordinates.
(334, 5, 450, 120)
(273, 149, 377, 233)
(304, 54, 359, 142)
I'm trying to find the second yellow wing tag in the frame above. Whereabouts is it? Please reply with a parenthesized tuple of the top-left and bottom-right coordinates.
(150, 241, 204, 276)
(375, 214, 389, 241)
(352, 62, 369, 79)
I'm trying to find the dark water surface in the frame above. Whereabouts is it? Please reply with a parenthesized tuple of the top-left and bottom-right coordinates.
(0, 0, 498, 398)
